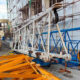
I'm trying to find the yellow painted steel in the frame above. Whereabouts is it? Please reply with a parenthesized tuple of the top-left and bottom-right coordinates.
(78, 51, 80, 61)
(0, 54, 61, 80)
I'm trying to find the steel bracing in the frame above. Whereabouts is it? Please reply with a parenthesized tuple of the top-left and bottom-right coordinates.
(12, 4, 71, 63)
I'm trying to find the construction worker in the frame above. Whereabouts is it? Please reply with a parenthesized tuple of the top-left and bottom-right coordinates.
(53, 8, 59, 24)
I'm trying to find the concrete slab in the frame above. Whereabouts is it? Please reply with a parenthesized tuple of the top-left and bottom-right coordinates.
(0, 41, 10, 56)
(45, 64, 80, 80)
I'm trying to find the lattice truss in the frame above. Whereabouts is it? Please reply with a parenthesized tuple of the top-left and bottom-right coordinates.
(12, 3, 71, 62)
(0, 54, 61, 80)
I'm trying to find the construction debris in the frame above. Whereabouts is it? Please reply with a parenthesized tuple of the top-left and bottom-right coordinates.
(0, 54, 61, 80)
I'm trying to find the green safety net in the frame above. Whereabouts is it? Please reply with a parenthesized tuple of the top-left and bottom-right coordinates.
(6, 0, 8, 8)
(7, 24, 10, 30)
(29, 0, 32, 8)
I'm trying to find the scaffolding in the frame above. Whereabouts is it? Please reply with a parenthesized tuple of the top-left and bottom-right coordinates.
(7, 0, 80, 66)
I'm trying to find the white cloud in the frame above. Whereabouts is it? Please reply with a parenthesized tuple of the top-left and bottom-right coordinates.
(0, 5, 7, 13)
(0, 0, 7, 19)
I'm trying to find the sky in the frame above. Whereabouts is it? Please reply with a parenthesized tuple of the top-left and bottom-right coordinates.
(0, 0, 7, 19)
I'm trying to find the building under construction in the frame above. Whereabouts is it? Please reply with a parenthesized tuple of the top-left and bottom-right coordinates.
(0, 0, 80, 80)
